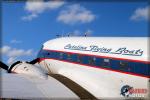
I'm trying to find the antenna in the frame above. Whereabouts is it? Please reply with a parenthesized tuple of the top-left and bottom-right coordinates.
(56, 34, 61, 37)
(67, 33, 70, 37)
(84, 32, 87, 37)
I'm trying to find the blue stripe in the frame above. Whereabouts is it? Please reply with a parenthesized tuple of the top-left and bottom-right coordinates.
(38, 50, 150, 78)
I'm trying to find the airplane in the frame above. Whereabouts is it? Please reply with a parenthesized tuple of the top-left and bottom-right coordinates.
(0, 37, 149, 99)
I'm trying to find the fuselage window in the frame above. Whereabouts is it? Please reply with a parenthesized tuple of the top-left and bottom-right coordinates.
(59, 53, 64, 59)
(52, 52, 59, 58)
(77, 55, 82, 63)
(119, 61, 129, 71)
(71, 54, 78, 62)
(89, 57, 96, 65)
(67, 53, 72, 60)
(102, 58, 110, 68)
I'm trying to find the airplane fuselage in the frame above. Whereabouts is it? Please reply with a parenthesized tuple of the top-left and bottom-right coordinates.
(37, 37, 149, 98)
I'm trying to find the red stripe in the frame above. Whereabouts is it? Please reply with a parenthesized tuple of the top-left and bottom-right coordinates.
(38, 58, 150, 78)
(43, 49, 150, 64)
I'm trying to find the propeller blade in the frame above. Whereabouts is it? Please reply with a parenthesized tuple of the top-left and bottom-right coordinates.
(8, 61, 21, 73)
(0, 61, 9, 70)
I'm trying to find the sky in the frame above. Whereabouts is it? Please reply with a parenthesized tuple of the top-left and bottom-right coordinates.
(0, 0, 149, 65)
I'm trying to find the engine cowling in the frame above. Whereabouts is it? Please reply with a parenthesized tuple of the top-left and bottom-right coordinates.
(8, 61, 47, 79)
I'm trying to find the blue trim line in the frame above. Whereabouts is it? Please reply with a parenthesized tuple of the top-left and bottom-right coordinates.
(38, 50, 150, 78)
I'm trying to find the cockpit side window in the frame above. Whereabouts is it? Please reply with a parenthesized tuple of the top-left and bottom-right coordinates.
(37, 45, 44, 58)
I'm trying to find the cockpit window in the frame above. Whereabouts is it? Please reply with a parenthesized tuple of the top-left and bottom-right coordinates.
(37, 45, 44, 58)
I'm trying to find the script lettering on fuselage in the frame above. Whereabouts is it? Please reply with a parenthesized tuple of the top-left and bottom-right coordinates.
(64, 44, 143, 56)
(111, 47, 143, 56)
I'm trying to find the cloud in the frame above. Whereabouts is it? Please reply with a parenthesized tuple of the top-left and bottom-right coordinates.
(130, 6, 149, 21)
(7, 49, 33, 57)
(0, 45, 33, 64)
(57, 4, 96, 25)
(10, 39, 22, 44)
(22, 13, 38, 21)
(22, 0, 65, 21)
(0, 46, 11, 54)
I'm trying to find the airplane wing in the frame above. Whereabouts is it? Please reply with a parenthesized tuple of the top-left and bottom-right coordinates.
(1, 71, 79, 99)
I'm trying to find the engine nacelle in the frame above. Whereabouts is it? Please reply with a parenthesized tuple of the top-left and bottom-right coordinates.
(8, 61, 47, 79)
